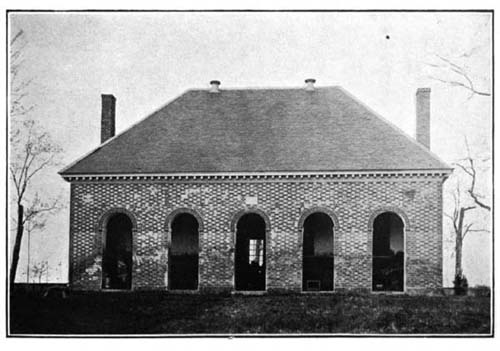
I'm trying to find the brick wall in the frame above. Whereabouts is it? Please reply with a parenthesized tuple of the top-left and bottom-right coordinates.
(68, 174, 444, 293)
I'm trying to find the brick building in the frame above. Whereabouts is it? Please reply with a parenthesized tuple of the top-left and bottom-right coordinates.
(60, 80, 451, 294)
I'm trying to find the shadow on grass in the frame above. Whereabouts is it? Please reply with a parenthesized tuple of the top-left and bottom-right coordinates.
(9, 291, 491, 335)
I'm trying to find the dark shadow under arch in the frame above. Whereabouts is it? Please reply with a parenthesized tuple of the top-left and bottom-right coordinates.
(372, 212, 405, 292)
(102, 212, 133, 290)
(302, 212, 334, 291)
(169, 212, 200, 290)
(234, 213, 267, 291)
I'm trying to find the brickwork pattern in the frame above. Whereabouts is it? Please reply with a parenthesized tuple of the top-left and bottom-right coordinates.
(69, 175, 443, 292)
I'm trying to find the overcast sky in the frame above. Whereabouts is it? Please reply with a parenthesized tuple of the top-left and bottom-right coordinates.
(9, 12, 492, 286)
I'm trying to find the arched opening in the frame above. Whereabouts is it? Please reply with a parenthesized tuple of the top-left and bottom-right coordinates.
(235, 213, 266, 291)
(372, 212, 405, 291)
(102, 213, 133, 290)
(302, 212, 334, 291)
(169, 213, 199, 290)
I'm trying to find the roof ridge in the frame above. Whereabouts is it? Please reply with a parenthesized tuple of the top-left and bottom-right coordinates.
(187, 86, 340, 92)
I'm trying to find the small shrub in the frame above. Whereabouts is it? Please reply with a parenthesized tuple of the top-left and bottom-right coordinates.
(453, 273, 468, 296)
(473, 285, 491, 297)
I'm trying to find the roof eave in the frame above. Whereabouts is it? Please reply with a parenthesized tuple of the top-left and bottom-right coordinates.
(60, 168, 453, 182)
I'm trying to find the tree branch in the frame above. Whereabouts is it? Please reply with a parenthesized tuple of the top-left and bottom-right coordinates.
(455, 138, 492, 212)
(469, 191, 491, 211)
(426, 54, 491, 98)
(22, 198, 60, 225)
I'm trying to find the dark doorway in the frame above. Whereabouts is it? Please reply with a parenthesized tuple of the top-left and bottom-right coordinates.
(235, 213, 266, 291)
(169, 213, 199, 290)
(102, 213, 133, 290)
(372, 212, 404, 291)
(302, 212, 334, 291)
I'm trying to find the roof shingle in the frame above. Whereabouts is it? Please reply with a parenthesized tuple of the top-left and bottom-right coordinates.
(60, 86, 451, 175)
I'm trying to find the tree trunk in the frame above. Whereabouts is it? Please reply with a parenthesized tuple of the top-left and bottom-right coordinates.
(10, 204, 24, 288)
(27, 228, 30, 283)
(454, 207, 467, 277)
(455, 230, 463, 277)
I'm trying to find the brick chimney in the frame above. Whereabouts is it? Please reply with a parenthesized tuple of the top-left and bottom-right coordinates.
(416, 88, 430, 149)
(101, 94, 116, 144)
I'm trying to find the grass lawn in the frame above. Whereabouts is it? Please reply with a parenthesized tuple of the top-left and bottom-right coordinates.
(9, 292, 491, 335)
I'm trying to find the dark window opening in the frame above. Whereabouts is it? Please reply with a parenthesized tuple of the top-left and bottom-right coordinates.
(372, 212, 404, 291)
(102, 213, 133, 290)
(169, 213, 199, 290)
(235, 213, 266, 291)
(302, 212, 334, 291)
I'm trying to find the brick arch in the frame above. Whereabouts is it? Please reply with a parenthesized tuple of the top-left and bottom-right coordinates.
(297, 206, 340, 230)
(230, 208, 271, 291)
(97, 207, 136, 290)
(165, 208, 205, 233)
(369, 206, 408, 293)
(97, 207, 138, 233)
(165, 208, 204, 249)
(96, 208, 138, 260)
(230, 208, 271, 233)
(165, 208, 202, 291)
(367, 207, 410, 230)
(298, 207, 337, 292)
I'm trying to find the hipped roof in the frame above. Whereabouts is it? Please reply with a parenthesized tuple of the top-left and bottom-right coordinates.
(60, 86, 451, 176)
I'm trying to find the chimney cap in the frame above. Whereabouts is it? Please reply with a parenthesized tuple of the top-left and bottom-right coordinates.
(101, 94, 116, 100)
(416, 87, 431, 93)
(305, 78, 316, 91)
(209, 80, 221, 93)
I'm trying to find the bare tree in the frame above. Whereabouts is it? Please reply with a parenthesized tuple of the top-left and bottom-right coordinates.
(445, 139, 490, 278)
(445, 185, 485, 277)
(24, 193, 61, 283)
(425, 18, 491, 284)
(9, 29, 62, 287)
